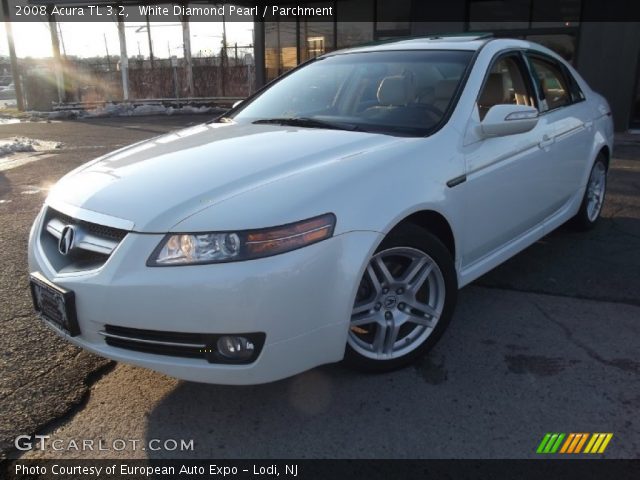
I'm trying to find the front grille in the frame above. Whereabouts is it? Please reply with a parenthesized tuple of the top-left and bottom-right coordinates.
(50, 210, 128, 242)
(39, 207, 129, 273)
(101, 324, 265, 364)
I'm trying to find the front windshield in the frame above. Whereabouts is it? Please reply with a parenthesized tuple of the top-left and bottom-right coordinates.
(231, 50, 475, 136)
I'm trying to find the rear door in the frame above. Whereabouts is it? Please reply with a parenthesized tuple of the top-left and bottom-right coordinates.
(525, 53, 593, 207)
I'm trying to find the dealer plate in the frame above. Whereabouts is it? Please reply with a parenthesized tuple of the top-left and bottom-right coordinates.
(29, 272, 80, 336)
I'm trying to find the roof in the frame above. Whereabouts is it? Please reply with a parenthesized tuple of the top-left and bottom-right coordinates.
(326, 36, 558, 60)
(331, 35, 495, 55)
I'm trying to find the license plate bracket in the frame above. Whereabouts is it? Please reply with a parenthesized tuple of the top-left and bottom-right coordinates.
(29, 272, 80, 337)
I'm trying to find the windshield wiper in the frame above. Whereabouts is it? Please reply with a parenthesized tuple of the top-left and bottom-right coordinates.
(253, 117, 361, 132)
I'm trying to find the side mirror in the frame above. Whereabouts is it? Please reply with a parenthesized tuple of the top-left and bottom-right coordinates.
(232, 100, 243, 109)
(480, 104, 539, 138)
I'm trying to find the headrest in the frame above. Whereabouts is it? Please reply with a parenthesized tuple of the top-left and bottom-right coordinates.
(434, 79, 459, 100)
(478, 73, 505, 107)
(377, 75, 415, 106)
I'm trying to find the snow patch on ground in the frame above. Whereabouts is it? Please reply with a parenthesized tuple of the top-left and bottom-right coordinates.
(44, 103, 224, 120)
(0, 137, 63, 158)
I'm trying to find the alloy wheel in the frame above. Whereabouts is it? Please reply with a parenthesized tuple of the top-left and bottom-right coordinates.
(586, 161, 606, 222)
(349, 247, 446, 360)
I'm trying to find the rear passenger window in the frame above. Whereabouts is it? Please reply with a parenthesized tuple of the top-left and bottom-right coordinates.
(563, 66, 586, 103)
(528, 57, 572, 111)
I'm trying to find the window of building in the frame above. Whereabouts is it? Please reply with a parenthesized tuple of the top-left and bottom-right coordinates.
(468, 0, 581, 30)
(265, 22, 298, 82)
(298, 2, 336, 62)
(299, 21, 335, 62)
(337, 0, 374, 48)
(633, 63, 640, 128)
(525, 34, 576, 63)
(477, 54, 535, 120)
(528, 56, 571, 111)
(468, 0, 530, 31)
(375, 0, 411, 37)
(530, 0, 581, 27)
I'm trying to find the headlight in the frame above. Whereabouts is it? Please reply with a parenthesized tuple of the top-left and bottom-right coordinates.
(147, 213, 336, 266)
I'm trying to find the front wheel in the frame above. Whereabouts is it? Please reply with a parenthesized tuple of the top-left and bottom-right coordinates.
(571, 154, 608, 230)
(344, 224, 457, 372)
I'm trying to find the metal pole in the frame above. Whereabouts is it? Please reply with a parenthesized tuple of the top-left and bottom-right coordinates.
(1, 0, 24, 110)
(104, 33, 112, 71)
(181, 11, 194, 97)
(146, 15, 154, 69)
(57, 22, 67, 57)
(253, 19, 265, 90)
(221, 13, 227, 96)
(47, 10, 65, 104)
(117, 14, 129, 101)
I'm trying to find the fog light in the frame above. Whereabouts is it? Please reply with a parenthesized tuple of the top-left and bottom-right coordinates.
(217, 336, 255, 360)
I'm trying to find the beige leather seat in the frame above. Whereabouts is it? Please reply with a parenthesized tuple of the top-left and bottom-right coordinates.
(362, 75, 416, 119)
(376, 75, 415, 107)
(477, 73, 506, 120)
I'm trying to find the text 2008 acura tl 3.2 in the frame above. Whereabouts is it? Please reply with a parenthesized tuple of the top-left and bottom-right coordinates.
(28, 36, 613, 384)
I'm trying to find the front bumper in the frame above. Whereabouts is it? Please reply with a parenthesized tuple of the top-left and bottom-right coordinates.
(28, 208, 382, 384)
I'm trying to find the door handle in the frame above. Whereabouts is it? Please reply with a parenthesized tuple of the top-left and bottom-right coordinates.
(584, 121, 594, 130)
(538, 134, 554, 149)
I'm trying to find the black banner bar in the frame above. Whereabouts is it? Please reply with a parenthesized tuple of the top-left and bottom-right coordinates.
(2, 459, 640, 480)
(4, 0, 640, 22)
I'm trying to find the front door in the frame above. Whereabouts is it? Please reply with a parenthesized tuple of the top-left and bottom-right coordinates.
(461, 52, 554, 267)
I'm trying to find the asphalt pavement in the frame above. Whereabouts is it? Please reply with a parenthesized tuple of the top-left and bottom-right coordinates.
(0, 116, 638, 460)
(0, 115, 210, 459)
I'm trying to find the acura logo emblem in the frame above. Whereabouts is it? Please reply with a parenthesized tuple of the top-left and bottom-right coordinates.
(384, 295, 397, 309)
(58, 225, 76, 256)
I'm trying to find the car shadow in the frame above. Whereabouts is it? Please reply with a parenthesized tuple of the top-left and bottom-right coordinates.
(474, 215, 640, 306)
(475, 152, 640, 306)
(143, 363, 375, 459)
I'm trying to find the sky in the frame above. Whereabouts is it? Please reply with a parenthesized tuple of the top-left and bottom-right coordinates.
(0, 15, 253, 59)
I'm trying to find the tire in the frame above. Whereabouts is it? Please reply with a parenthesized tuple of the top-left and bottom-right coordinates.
(571, 153, 608, 231)
(344, 223, 457, 372)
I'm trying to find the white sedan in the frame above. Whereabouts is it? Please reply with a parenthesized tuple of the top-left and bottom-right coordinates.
(28, 36, 613, 384)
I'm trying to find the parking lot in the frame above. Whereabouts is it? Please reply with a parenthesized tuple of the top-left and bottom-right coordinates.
(0, 116, 638, 460)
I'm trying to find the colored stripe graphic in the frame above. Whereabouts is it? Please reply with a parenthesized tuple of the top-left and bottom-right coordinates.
(537, 433, 552, 454)
(544, 434, 559, 453)
(538, 433, 614, 454)
(574, 433, 589, 453)
(584, 433, 614, 454)
(560, 433, 575, 453)
(597, 433, 613, 453)
(550, 433, 565, 453)
(567, 433, 583, 453)
(584, 434, 599, 453)
(536, 433, 565, 453)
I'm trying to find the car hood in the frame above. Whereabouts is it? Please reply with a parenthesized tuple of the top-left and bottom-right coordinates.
(47, 121, 402, 232)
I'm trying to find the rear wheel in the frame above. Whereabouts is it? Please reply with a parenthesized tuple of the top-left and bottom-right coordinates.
(344, 224, 457, 372)
(571, 154, 608, 230)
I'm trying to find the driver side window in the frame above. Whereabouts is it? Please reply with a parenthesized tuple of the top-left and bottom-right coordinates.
(477, 54, 536, 120)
